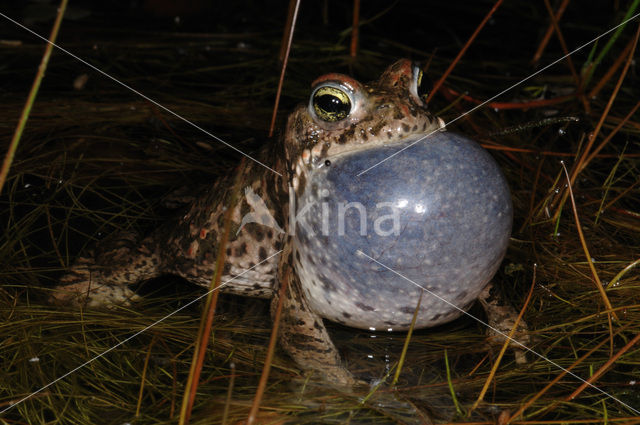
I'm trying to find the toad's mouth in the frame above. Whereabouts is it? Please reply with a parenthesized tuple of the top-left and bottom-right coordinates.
(317, 123, 447, 168)
(293, 131, 513, 330)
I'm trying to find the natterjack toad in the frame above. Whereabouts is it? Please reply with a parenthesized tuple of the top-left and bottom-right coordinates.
(54, 59, 528, 384)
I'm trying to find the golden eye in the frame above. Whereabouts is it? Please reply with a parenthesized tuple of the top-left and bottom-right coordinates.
(312, 86, 352, 122)
(415, 67, 430, 102)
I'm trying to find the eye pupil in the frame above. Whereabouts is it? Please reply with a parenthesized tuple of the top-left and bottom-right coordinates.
(317, 95, 347, 115)
(312, 86, 352, 122)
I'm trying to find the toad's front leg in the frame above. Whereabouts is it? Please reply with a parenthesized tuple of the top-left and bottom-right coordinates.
(272, 241, 355, 386)
(478, 281, 530, 364)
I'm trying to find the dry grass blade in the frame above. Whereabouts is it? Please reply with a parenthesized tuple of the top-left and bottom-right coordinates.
(269, 0, 301, 138)
(506, 326, 630, 422)
(553, 22, 640, 221)
(246, 270, 290, 425)
(607, 258, 640, 290)
(444, 349, 463, 416)
(426, 0, 503, 104)
(0, 0, 68, 194)
(470, 267, 536, 413)
(136, 336, 157, 417)
(350, 0, 361, 58)
(542, 0, 580, 92)
(391, 291, 423, 387)
(588, 36, 635, 100)
(222, 361, 236, 425)
(574, 22, 640, 178)
(178, 160, 246, 424)
(278, 0, 298, 62)
(531, 0, 571, 64)
(561, 161, 617, 321)
(443, 87, 576, 111)
(565, 332, 640, 402)
(584, 101, 640, 167)
(585, 0, 640, 85)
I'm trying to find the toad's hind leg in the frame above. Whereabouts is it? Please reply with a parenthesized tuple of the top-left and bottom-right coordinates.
(51, 230, 161, 307)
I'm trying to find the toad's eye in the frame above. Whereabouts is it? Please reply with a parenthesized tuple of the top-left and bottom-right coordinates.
(413, 66, 430, 102)
(312, 86, 352, 122)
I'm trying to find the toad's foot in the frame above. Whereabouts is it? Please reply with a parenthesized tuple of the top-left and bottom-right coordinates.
(478, 282, 530, 364)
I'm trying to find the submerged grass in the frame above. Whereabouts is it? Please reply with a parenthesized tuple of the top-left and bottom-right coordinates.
(1, 1, 639, 424)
